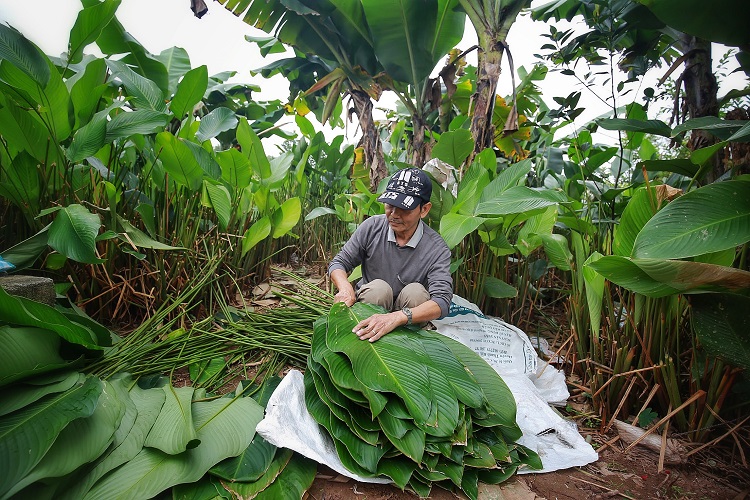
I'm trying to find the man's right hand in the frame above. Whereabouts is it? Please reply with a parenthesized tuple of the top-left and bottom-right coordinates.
(330, 268, 356, 306)
(334, 289, 356, 306)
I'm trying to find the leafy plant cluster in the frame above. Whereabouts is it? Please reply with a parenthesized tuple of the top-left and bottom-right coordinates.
(0, 2, 354, 324)
(0, 284, 324, 500)
(304, 302, 542, 498)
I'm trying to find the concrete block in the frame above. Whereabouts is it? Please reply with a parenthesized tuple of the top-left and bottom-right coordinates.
(0, 275, 56, 307)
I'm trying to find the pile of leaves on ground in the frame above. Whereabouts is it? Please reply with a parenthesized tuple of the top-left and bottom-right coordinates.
(0, 287, 316, 499)
(305, 302, 542, 499)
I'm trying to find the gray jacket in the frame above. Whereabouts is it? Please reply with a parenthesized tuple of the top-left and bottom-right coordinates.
(328, 215, 453, 318)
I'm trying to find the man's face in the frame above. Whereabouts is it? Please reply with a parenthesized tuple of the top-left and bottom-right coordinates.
(384, 202, 431, 235)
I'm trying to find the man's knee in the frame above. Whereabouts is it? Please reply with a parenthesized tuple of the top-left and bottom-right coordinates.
(395, 283, 430, 309)
(357, 279, 393, 310)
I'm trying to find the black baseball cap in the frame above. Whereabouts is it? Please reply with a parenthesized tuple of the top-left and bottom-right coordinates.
(377, 168, 432, 210)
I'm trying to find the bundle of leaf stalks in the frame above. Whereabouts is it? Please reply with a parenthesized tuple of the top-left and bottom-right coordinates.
(305, 302, 542, 499)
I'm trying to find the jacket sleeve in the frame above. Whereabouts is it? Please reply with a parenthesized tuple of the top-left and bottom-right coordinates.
(427, 243, 453, 318)
(327, 218, 371, 276)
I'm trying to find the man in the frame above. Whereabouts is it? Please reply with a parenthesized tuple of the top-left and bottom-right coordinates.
(328, 168, 453, 342)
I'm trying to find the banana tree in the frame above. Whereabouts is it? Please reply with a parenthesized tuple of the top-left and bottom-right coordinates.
(208, 0, 465, 186)
(457, 0, 532, 161)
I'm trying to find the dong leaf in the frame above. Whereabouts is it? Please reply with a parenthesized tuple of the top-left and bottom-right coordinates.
(58, 380, 166, 500)
(691, 293, 750, 371)
(0, 326, 67, 387)
(143, 386, 198, 454)
(325, 302, 436, 425)
(0, 372, 81, 417)
(170, 65, 207, 118)
(588, 257, 750, 297)
(0, 376, 102, 497)
(83, 395, 263, 499)
(0, 287, 100, 350)
(633, 180, 750, 259)
(7, 380, 125, 497)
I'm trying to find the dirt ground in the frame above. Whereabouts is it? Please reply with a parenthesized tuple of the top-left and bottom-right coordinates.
(304, 437, 749, 500)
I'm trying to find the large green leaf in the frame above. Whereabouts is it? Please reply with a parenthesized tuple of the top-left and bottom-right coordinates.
(0, 24, 49, 85)
(475, 186, 558, 216)
(0, 372, 81, 418)
(582, 252, 605, 336)
(539, 233, 573, 271)
(691, 293, 750, 370)
(115, 216, 184, 250)
(613, 187, 654, 257)
(201, 181, 232, 231)
(635, 0, 750, 47)
(431, 129, 474, 168)
(633, 180, 750, 259)
(241, 216, 271, 256)
(0, 376, 102, 497)
(439, 212, 486, 249)
(155, 131, 204, 191)
(0, 287, 100, 350)
(68, 0, 122, 64)
(516, 205, 556, 256)
(58, 380, 166, 500)
(107, 59, 166, 112)
(196, 107, 238, 142)
(361, 0, 463, 87)
(220, 448, 293, 499)
(325, 302, 437, 425)
(105, 109, 169, 141)
(0, 56, 72, 141)
(0, 100, 50, 162)
(209, 434, 276, 482)
(143, 386, 198, 454)
(237, 118, 271, 179)
(596, 118, 672, 137)
(8, 380, 124, 497)
(271, 197, 302, 238)
(67, 107, 108, 162)
(216, 148, 251, 190)
(83, 395, 263, 499)
(588, 257, 750, 297)
(253, 453, 317, 499)
(48, 204, 103, 264)
(155, 46, 192, 94)
(170, 65, 208, 118)
(478, 160, 533, 205)
(0, 152, 40, 215)
(0, 326, 66, 387)
(69, 58, 108, 129)
(483, 276, 517, 299)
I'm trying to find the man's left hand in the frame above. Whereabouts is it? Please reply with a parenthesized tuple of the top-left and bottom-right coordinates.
(353, 311, 407, 342)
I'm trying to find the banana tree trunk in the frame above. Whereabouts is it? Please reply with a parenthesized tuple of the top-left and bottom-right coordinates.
(411, 115, 428, 168)
(679, 35, 721, 183)
(349, 90, 387, 191)
(470, 40, 503, 159)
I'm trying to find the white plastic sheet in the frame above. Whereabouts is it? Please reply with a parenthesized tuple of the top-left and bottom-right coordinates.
(256, 295, 598, 480)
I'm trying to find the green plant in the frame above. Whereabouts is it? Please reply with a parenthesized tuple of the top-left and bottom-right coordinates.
(305, 301, 541, 498)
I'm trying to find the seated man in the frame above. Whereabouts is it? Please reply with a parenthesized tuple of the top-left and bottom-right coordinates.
(328, 167, 453, 342)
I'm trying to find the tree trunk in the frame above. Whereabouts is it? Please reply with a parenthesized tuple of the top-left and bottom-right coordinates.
(349, 90, 387, 191)
(679, 35, 721, 183)
(468, 39, 503, 168)
(411, 115, 428, 168)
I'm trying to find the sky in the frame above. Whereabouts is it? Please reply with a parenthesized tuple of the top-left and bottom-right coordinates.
(0, 0, 745, 149)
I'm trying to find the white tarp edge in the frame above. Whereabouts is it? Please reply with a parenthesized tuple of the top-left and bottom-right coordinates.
(256, 295, 598, 481)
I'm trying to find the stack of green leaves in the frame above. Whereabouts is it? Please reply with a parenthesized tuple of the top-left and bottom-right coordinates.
(304, 302, 542, 499)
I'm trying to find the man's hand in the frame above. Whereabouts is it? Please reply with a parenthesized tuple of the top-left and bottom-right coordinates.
(353, 311, 407, 342)
(334, 288, 356, 306)
(330, 268, 356, 306)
